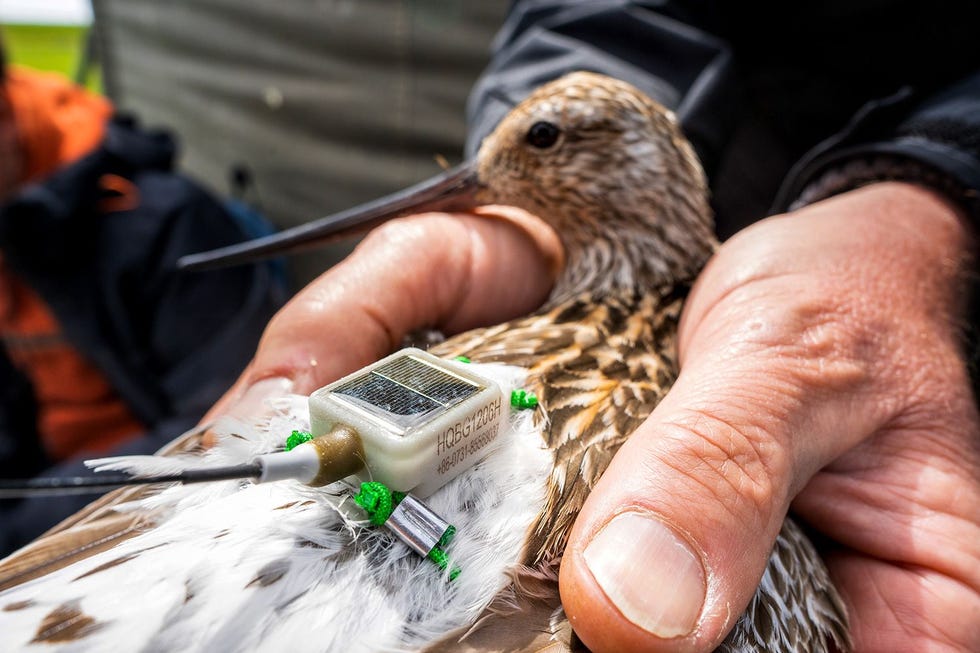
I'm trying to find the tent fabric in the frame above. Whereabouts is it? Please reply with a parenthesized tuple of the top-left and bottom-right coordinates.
(91, 0, 509, 286)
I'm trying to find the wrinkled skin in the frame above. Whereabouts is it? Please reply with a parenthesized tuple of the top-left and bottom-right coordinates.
(210, 184, 980, 653)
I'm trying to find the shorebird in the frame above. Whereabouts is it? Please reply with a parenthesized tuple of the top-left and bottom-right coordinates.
(0, 72, 848, 652)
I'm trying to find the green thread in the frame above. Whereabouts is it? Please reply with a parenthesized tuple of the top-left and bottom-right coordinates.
(510, 389, 538, 410)
(453, 355, 471, 363)
(352, 483, 461, 580)
(285, 430, 314, 451)
(353, 482, 396, 526)
(438, 524, 456, 548)
(427, 546, 461, 581)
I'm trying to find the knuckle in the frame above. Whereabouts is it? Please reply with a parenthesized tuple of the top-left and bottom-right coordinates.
(658, 407, 790, 528)
(717, 276, 890, 404)
(883, 342, 980, 470)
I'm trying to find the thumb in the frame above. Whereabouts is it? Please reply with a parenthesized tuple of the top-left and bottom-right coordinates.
(558, 299, 875, 652)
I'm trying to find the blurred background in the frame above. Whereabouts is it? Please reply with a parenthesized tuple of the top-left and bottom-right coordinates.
(1, 0, 507, 285)
(0, 0, 98, 90)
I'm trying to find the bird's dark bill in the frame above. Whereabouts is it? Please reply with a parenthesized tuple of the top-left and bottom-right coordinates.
(177, 162, 482, 271)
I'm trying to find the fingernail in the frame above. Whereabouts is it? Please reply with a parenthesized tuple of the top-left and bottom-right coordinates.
(583, 511, 706, 638)
(228, 377, 294, 419)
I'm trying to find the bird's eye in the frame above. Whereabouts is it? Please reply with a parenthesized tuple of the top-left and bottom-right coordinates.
(525, 121, 561, 149)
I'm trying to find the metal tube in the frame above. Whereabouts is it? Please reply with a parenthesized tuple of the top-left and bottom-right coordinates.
(384, 494, 452, 556)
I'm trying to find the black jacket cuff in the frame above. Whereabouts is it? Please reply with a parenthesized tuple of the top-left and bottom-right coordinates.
(775, 73, 980, 223)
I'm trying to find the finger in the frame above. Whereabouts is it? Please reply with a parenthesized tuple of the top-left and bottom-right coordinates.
(824, 551, 980, 652)
(207, 208, 562, 420)
(796, 388, 980, 652)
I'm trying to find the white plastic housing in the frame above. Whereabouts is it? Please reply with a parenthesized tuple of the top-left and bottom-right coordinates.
(309, 348, 503, 497)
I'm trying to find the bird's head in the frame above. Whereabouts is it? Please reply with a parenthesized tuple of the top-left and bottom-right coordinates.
(179, 72, 715, 298)
(473, 72, 715, 297)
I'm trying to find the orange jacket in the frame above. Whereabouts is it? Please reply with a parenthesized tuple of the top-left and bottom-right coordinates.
(6, 67, 111, 184)
(0, 67, 142, 461)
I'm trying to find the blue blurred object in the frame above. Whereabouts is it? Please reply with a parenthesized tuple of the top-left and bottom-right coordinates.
(223, 197, 289, 293)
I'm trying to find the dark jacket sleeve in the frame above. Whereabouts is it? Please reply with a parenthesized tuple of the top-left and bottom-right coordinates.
(774, 72, 980, 222)
(0, 121, 282, 428)
(0, 119, 284, 554)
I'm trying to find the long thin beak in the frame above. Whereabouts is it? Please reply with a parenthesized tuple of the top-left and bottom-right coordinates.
(177, 162, 482, 271)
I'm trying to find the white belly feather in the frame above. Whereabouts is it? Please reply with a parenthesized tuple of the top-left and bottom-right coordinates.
(0, 362, 552, 652)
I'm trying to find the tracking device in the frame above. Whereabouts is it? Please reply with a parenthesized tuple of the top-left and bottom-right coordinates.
(305, 348, 504, 496)
(254, 348, 504, 495)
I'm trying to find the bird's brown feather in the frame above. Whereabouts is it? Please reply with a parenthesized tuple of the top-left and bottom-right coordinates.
(434, 286, 685, 566)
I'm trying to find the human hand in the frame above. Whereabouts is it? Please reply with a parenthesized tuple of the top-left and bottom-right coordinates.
(203, 206, 563, 425)
(560, 182, 980, 652)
